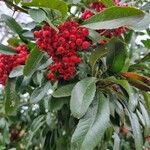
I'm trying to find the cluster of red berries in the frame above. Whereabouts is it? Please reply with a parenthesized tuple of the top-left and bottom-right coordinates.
(34, 20, 91, 81)
(0, 44, 28, 85)
(81, 0, 127, 42)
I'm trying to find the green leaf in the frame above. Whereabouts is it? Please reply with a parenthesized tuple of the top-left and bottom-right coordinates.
(4, 79, 19, 116)
(106, 38, 127, 73)
(0, 43, 17, 55)
(128, 111, 143, 150)
(30, 81, 52, 103)
(9, 65, 24, 78)
(139, 102, 150, 136)
(82, 6, 144, 30)
(28, 9, 47, 23)
(22, 0, 68, 18)
(71, 93, 110, 150)
(141, 39, 150, 49)
(23, 47, 44, 76)
(143, 92, 150, 114)
(70, 77, 97, 119)
(138, 52, 150, 63)
(53, 84, 76, 98)
(113, 133, 120, 150)
(89, 46, 108, 75)
(1, 14, 23, 35)
(101, 0, 115, 7)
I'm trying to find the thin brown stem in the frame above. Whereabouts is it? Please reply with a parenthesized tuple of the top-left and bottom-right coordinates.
(1, 0, 28, 13)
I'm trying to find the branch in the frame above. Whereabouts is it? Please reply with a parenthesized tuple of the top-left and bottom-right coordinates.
(1, 0, 28, 13)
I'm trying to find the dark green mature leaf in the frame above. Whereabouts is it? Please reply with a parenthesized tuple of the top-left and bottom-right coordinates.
(71, 93, 110, 150)
(70, 77, 97, 119)
(128, 111, 143, 150)
(1, 14, 23, 35)
(22, 0, 68, 18)
(4, 79, 19, 115)
(30, 81, 52, 103)
(24, 47, 44, 76)
(0, 43, 16, 55)
(89, 47, 108, 75)
(139, 102, 150, 136)
(82, 6, 144, 30)
(9, 65, 24, 78)
(143, 92, 150, 114)
(101, 0, 115, 7)
(106, 38, 127, 73)
(28, 9, 47, 23)
(53, 84, 76, 98)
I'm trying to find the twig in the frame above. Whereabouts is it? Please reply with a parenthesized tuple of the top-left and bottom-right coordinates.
(1, 0, 28, 13)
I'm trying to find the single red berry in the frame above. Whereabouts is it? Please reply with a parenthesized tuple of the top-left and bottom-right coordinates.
(82, 41, 90, 49)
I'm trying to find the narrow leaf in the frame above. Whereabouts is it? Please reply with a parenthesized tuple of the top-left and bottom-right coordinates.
(0, 44, 17, 55)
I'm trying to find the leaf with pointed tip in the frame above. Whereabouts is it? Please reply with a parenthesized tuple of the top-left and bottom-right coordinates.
(82, 7, 144, 30)
(0, 44, 17, 55)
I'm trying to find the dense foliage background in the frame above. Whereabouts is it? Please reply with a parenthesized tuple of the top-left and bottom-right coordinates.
(0, 0, 150, 150)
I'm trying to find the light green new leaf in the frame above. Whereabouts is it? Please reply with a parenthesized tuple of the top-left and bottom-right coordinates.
(22, 0, 68, 18)
(24, 47, 44, 76)
(0, 43, 17, 55)
(100, 0, 115, 7)
(71, 93, 110, 150)
(82, 6, 144, 30)
(70, 77, 97, 119)
(53, 83, 76, 98)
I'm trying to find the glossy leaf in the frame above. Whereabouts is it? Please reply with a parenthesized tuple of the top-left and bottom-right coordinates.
(9, 65, 24, 78)
(22, 0, 68, 18)
(71, 93, 110, 150)
(82, 6, 144, 30)
(101, 0, 115, 7)
(53, 83, 76, 98)
(70, 77, 97, 119)
(0, 43, 17, 55)
(4, 79, 19, 115)
(106, 38, 127, 73)
(24, 47, 44, 76)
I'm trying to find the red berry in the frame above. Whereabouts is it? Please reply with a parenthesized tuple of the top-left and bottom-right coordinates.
(76, 38, 83, 46)
(82, 41, 90, 49)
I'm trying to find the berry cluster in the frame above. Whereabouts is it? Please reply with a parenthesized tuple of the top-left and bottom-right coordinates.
(81, 0, 127, 41)
(34, 20, 91, 81)
(0, 44, 28, 85)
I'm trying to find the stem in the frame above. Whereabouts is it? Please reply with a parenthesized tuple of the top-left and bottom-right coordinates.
(1, 0, 28, 13)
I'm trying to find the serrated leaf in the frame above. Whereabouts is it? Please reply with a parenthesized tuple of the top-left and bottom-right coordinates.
(106, 38, 127, 73)
(28, 9, 47, 23)
(23, 47, 44, 76)
(4, 79, 19, 116)
(9, 65, 24, 78)
(53, 84, 76, 98)
(82, 6, 144, 30)
(71, 93, 110, 150)
(22, 0, 68, 18)
(0, 43, 17, 55)
(70, 77, 97, 119)
(30, 81, 52, 103)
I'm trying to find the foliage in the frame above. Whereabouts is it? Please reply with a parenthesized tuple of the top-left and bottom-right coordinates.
(0, 0, 150, 150)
